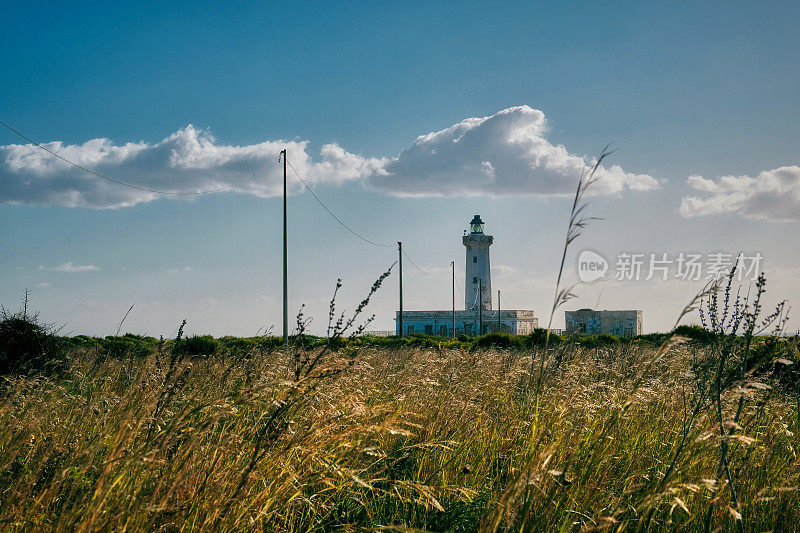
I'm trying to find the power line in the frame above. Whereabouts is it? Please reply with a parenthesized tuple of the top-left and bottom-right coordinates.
(455, 272, 465, 303)
(469, 286, 479, 310)
(402, 249, 442, 277)
(500, 292, 512, 311)
(0, 121, 232, 196)
(288, 158, 450, 293)
(286, 160, 393, 248)
(286, 160, 446, 279)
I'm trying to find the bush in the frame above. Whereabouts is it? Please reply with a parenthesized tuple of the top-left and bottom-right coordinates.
(525, 328, 564, 347)
(218, 336, 260, 355)
(175, 335, 218, 356)
(101, 334, 158, 358)
(0, 308, 65, 375)
(571, 333, 620, 348)
(630, 332, 670, 346)
(355, 334, 455, 350)
(673, 324, 717, 344)
(67, 335, 103, 350)
(257, 336, 284, 352)
(403, 334, 451, 348)
(472, 333, 522, 350)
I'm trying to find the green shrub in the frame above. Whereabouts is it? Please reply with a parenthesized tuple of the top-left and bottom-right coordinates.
(218, 336, 268, 355)
(175, 335, 218, 356)
(525, 328, 564, 347)
(101, 334, 157, 358)
(571, 333, 620, 348)
(257, 336, 284, 351)
(403, 334, 447, 348)
(355, 334, 455, 349)
(67, 335, 103, 349)
(217, 336, 257, 352)
(353, 335, 398, 348)
(0, 309, 65, 375)
(472, 333, 522, 350)
(630, 332, 670, 346)
(673, 324, 717, 344)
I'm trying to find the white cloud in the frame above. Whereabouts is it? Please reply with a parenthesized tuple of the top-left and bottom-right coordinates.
(407, 265, 451, 277)
(166, 266, 192, 273)
(35, 282, 52, 288)
(680, 166, 800, 222)
(491, 264, 520, 276)
(1, 125, 380, 209)
(1, 107, 655, 208)
(368, 106, 659, 197)
(54, 262, 100, 273)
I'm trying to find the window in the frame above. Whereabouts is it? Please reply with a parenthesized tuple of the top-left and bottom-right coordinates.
(425, 325, 433, 335)
(472, 277, 478, 283)
(439, 325, 447, 336)
(473, 256, 477, 263)
(407, 325, 414, 334)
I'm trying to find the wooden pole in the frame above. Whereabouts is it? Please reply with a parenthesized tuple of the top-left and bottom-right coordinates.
(451, 260, 455, 337)
(281, 149, 288, 347)
(398, 242, 403, 337)
(497, 290, 501, 332)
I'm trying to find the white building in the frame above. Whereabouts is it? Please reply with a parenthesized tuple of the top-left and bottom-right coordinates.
(395, 215, 538, 336)
(564, 309, 642, 337)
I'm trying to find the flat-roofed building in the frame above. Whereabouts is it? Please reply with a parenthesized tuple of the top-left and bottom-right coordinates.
(564, 309, 642, 337)
(396, 309, 538, 336)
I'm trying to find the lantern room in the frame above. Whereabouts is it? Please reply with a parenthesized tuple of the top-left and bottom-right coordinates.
(469, 214, 485, 234)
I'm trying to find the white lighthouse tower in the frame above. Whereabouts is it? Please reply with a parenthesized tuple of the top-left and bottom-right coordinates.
(463, 214, 493, 310)
(394, 214, 537, 336)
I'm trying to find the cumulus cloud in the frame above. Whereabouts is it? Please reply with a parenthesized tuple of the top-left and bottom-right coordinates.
(0, 126, 382, 208)
(368, 106, 659, 196)
(1, 106, 656, 208)
(679, 166, 800, 222)
(54, 262, 99, 272)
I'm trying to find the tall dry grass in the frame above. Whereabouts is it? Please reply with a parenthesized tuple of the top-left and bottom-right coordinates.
(0, 335, 797, 531)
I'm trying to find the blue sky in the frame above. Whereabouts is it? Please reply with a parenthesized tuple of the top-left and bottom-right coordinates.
(2, 1, 799, 336)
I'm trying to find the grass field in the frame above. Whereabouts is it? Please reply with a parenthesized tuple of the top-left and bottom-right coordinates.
(0, 327, 798, 531)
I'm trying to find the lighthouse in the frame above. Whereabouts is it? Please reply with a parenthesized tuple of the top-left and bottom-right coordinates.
(394, 214, 537, 336)
(463, 214, 493, 310)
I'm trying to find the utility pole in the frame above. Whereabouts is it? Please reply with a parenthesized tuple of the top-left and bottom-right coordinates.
(478, 278, 483, 336)
(451, 261, 455, 337)
(398, 241, 403, 337)
(497, 290, 501, 333)
(281, 149, 288, 347)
